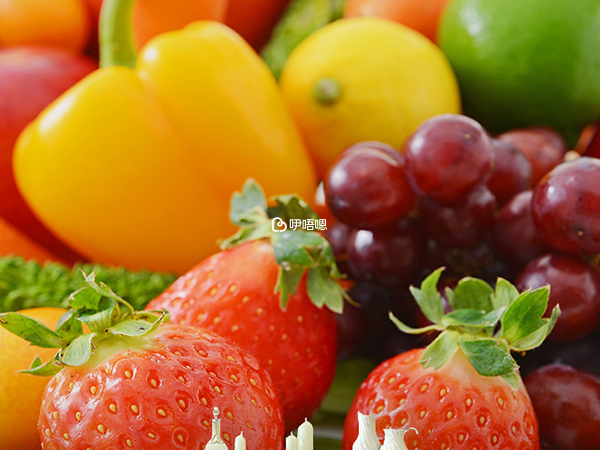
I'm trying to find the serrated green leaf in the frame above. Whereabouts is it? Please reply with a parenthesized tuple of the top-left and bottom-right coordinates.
(275, 266, 305, 310)
(78, 297, 117, 332)
(459, 338, 518, 377)
(389, 312, 442, 335)
(272, 231, 323, 267)
(420, 330, 459, 370)
(62, 333, 95, 367)
(20, 354, 62, 377)
(501, 286, 550, 344)
(267, 195, 318, 222)
(409, 267, 445, 324)
(449, 278, 494, 312)
(109, 319, 156, 337)
(306, 267, 344, 313)
(219, 221, 273, 249)
(68, 286, 102, 310)
(441, 308, 505, 330)
(0, 312, 66, 348)
(502, 372, 520, 390)
(229, 178, 268, 227)
(492, 278, 520, 309)
(511, 305, 561, 351)
(55, 310, 84, 342)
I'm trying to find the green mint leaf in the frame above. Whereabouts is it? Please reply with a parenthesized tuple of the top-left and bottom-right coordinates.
(389, 312, 442, 335)
(511, 304, 561, 351)
(55, 310, 84, 342)
(492, 278, 520, 309)
(275, 266, 305, 310)
(62, 333, 95, 367)
(441, 308, 505, 330)
(0, 312, 67, 348)
(77, 297, 117, 332)
(229, 178, 268, 227)
(501, 286, 550, 344)
(409, 267, 445, 324)
(449, 277, 494, 312)
(306, 267, 344, 313)
(20, 354, 62, 377)
(69, 286, 102, 310)
(267, 194, 319, 222)
(459, 338, 518, 377)
(420, 330, 459, 370)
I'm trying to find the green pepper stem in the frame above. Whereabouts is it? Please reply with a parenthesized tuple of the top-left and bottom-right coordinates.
(99, 0, 138, 68)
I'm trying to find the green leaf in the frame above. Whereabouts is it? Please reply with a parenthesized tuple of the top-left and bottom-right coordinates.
(20, 354, 62, 377)
(68, 286, 102, 310)
(501, 286, 550, 344)
(492, 278, 520, 309)
(459, 338, 518, 377)
(62, 333, 95, 367)
(0, 312, 66, 348)
(449, 278, 494, 312)
(109, 319, 156, 336)
(229, 178, 268, 227)
(267, 195, 319, 223)
(409, 267, 445, 324)
(420, 330, 459, 370)
(55, 310, 84, 342)
(219, 221, 273, 249)
(389, 312, 441, 335)
(78, 297, 117, 332)
(502, 372, 520, 390)
(276, 266, 306, 309)
(306, 267, 344, 313)
(511, 304, 561, 351)
(272, 231, 323, 267)
(441, 308, 504, 330)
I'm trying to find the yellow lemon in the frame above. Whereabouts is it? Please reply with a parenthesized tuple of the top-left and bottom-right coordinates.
(279, 17, 461, 176)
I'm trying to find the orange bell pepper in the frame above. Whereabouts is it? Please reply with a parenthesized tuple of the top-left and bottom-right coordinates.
(14, 0, 317, 274)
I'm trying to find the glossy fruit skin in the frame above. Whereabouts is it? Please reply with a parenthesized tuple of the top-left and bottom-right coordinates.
(515, 252, 600, 343)
(531, 157, 600, 255)
(0, 307, 66, 450)
(325, 142, 414, 230)
(343, 348, 539, 450)
(525, 364, 600, 450)
(38, 325, 284, 450)
(279, 17, 460, 175)
(439, 0, 600, 141)
(487, 139, 532, 205)
(344, 0, 451, 42)
(403, 114, 494, 203)
(14, 22, 317, 274)
(0, 47, 94, 264)
(0, 0, 90, 51)
(225, 0, 290, 50)
(146, 240, 337, 432)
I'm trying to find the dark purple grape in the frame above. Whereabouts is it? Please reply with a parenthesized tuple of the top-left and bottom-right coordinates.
(486, 139, 532, 205)
(516, 252, 600, 342)
(444, 241, 515, 284)
(532, 157, 600, 254)
(492, 190, 550, 267)
(525, 364, 600, 450)
(335, 301, 367, 361)
(403, 114, 494, 202)
(324, 222, 353, 275)
(346, 218, 424, 287)
(498, 126, 568, 185)
(324, 141, 414, 229)
(419, 184, 497, 249)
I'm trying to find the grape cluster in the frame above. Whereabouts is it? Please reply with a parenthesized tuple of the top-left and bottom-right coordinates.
(321, 115, 600, 450)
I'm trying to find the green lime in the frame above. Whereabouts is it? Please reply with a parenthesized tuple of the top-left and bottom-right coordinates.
(439, 0, 600, 143)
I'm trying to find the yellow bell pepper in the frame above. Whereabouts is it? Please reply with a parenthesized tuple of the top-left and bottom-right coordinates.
(13, 0, 317, 274)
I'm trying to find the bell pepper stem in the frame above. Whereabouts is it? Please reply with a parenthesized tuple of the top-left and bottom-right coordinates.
(99, 0, 138, 68)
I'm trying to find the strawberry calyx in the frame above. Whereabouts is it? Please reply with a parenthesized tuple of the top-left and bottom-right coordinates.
(0, 272, 167, 376)
(391, 268, 561, 389)
(220, 179, 347, 313)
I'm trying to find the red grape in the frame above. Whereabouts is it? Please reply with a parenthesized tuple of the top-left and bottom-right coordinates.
(419, 184, 497, 248)
(486, 139, 532, 205)
(525, 364, 600, 450)
(403, 114, 494, 202)
(324, 142, 414, 229)
(492, 190, 550, 267)
(498, 126, 568, 185)
(532, 157, 600, 254)
(516, 252, 600, 342)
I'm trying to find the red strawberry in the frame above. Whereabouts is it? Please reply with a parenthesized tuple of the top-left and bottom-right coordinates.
(0, 274, 284, 450)
(342, 268, 561, 450)
(146, 180, 346, 432)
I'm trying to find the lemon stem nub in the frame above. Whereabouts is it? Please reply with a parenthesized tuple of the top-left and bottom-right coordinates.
(313, 78, 341, 105)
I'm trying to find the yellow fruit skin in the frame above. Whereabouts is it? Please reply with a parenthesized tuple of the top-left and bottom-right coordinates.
(0, 307, 66, 450)
(279, 17, 461, 175)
